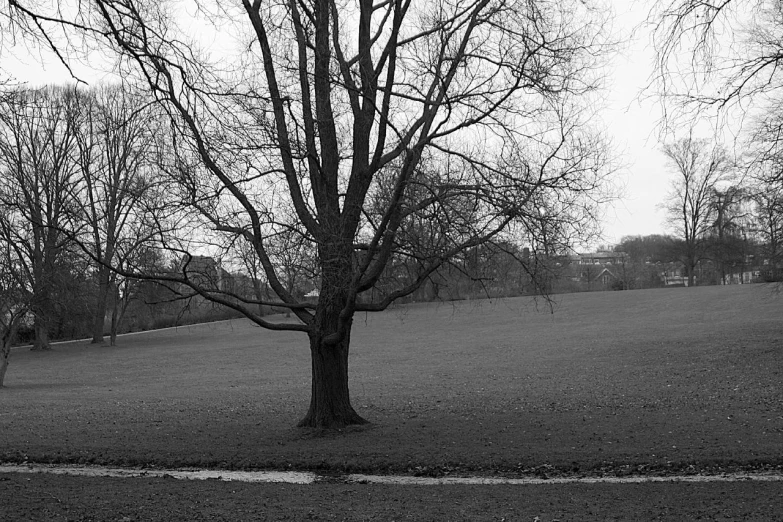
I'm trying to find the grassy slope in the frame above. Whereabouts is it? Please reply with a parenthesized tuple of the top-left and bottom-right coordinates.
(1, 284, 781, 475)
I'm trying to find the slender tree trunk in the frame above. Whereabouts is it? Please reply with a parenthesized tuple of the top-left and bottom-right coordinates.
(0, 311, 24, 386)
(0, 333, 12, 387)
(110, 313, 117, 345)
(285, 279, 294, 318)
(0, 314, 23, 386)
(687, 264, 695, 287)
(252, 278, 265, 316)
(110, 281, 119, 346)
(91, 265, 111, 344)
(110, 281, 128, 346)
(31, 312, 50, 351)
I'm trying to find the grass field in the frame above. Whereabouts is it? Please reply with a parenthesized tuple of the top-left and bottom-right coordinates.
(1, 284, 782, 520)
(1, 284, 781, 477)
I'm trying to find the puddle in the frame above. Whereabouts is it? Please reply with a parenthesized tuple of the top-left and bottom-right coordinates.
(0, 464, 316, 484)
(2, 463, 782, 485)
(345, 472, 783, 485)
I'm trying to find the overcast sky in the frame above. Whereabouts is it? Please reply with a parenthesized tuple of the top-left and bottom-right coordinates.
(1, 1, 674, 251)
(600, 1, 672, 247)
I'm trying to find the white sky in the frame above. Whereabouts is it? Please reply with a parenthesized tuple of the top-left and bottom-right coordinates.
(1, 0, 674, 250)
(599, 1, 672, 247)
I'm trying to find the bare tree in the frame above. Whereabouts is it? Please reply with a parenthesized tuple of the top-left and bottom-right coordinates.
(8, 0, 617, 427)
(707, 185, 751, 284)
(650, 2, 783, 285)
(751, 186, 783, 278)
(649, 1, 783, 125)
(230, 216, 319, 313)
(72, 84, 161, 344)
(230, 239, 272, 316)
(0, 238, 30, 387)
(0, 85, 81, 350)
(662, 136, 735, 286)
(0, 83, 28, 385)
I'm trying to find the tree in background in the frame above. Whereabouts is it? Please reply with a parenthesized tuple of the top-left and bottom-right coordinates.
(745, 102, 783, 280)
(705, 185, 751, 284)
(73, 84, 162, 344)
(662, 137, 735, 286)
(615, 234, 677, 289)
(751, 187, 783, 280)
(117, 244, 184, 335)
(616, 234, 676, 265)
(266, 227, 319, 308)
(651, 1, 783, 274)
(0, 238, 30, 387)
(8, 0, 617, 427)
(0, 85, 82, 350)
(650, 1, 783, 125)
(230, 239, 273, 317)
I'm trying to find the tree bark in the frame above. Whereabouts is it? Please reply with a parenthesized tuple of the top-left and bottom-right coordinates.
(0, 334, 11, 387)
(91, 265, 111, 344)
(109, 282, 119, 346)
(298, 328, 367, 428)
(1, 314, 23, 386)
(31, 312, 50, 351)
(297, 242, 367, 429)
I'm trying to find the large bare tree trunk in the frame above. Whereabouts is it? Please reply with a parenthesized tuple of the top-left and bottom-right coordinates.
(297, 244, 366, 428)
(298, 326, 366, 428)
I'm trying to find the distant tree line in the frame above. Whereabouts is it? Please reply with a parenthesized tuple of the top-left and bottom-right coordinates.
(0, 84, 245, 364)
(658, 136, 782, 287)
(0, 86, 776, 375)
(0, 84, 551, 361)
(649, 1, 783, 287)
(0, 78, 607, 376)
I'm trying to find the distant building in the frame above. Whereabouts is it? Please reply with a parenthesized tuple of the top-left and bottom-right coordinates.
(559, 250, 630, 290)
(593, 267, 619, 286)
(573, 251, 629, 265)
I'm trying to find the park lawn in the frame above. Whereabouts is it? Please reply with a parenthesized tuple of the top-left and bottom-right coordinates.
(0, 284, 781, 476)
